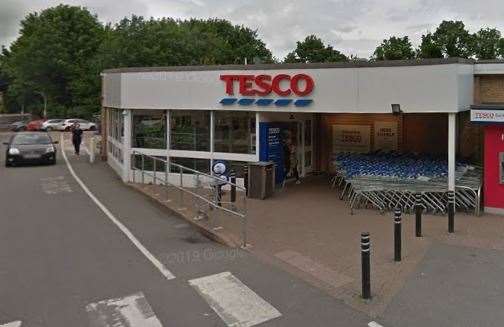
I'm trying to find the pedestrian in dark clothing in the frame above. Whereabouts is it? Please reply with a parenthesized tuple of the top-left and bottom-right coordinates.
(72, 123, 83, 155)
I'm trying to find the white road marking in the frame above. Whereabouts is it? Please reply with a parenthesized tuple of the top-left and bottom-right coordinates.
(189, 271, 282, 327)
(275, 250, 353, 289)
(86, 292, 163, 327)
(0, 321, 22, 327)
(368, 321, 384, 327)
(60, 134, 175, 280)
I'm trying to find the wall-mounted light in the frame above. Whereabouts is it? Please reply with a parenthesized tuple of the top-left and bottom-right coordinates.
(289, 114, 295, 120)
(391, 104, 402, 115)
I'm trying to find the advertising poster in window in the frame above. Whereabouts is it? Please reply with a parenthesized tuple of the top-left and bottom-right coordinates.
(259, 122, 285, 184)
(374, 121, 398, 151)
(332, 125, 371, 153)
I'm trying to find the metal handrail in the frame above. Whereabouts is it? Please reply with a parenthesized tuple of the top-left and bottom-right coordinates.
(131, 150, 248, 247)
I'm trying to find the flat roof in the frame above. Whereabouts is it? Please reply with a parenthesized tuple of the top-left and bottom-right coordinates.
(103, 57, 476, 74)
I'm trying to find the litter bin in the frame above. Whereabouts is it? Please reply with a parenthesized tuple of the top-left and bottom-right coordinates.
(247, 161, 275, 199)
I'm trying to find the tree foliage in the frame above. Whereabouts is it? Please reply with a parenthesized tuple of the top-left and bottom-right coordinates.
(1, 7, 274, 117)
(472, 28, 502, 60)
(432, 20, 474, 58)
(284, 35, 347, 63)
(416, 33, 443, 59)
(373, 36, 415, 60)
(2, 5, 104, 117)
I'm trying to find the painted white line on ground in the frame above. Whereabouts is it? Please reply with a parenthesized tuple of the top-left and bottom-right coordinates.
(86, 292, 163, 327)
(0, 321, 22, 327)
(189, 271, 282, 327)
(368, 321, 384, 327)
(60, 134, 175, 280)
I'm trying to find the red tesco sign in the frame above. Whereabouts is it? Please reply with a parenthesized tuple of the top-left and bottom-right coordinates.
(220, 74, 314, 97)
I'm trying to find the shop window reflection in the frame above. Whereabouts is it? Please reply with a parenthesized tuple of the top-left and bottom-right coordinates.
(170, 111, 210, 151)
(132, 111, 166, 149)
(214, 112, 256, 154)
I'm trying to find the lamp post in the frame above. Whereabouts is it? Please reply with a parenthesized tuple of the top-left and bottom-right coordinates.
(35, 91, 47, 118)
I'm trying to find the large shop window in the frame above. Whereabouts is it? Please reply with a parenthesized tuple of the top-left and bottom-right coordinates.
(132, 111, 166, 149)
(170, 157, 210, 174)
(214, 112, 256, 154)
(108, 109, 124, 142)
(170, 111, 210, 151)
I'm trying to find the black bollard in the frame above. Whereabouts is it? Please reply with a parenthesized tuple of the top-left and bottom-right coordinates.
(448, 191, 455, 233)
(230, 171, 237, 203)
(394, 208, 402, 262)
(415, 193, 423, 237)
(361, 232, 371, 300)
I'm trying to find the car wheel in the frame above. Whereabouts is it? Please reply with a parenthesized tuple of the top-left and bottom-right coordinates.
(65, 126, 71, 132)
(5, 161, 12, 167)
(89, 126, 96, 131)
(46, 127, 53, 131)
(19, 127, 26, 131)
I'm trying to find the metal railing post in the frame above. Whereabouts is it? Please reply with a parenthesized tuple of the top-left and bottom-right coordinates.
(132, 152, 136, 184)
(165, 162, 168, 186)
(179, 166, 183, 205)
(141, 154, 145, 184)
(153, 157, 157, 184)
(242, 215, 248, 248)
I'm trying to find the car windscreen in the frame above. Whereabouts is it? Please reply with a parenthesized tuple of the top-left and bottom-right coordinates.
(48, 119, 63, 123)
(11, 134, 52, 145)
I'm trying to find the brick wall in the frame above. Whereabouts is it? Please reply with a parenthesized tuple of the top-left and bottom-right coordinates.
(479, 75, 504, 104)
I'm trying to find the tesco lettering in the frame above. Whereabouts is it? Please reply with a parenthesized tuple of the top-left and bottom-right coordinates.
(220, 74, 314, 97)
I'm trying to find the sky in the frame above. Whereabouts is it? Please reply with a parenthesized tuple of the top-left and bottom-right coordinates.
(1, 0, 504, 59)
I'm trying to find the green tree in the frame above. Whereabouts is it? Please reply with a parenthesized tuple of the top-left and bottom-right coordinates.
(98, 17, 273, 68)
(284, 35, 347, 63)
(472, 28, 502, 60)
(373, 36, 415, 60)
(432, 20, 474, 58)
(3, 5, 105, 117)
(416, 32, 443, 58)
(499, 39, 504, 58)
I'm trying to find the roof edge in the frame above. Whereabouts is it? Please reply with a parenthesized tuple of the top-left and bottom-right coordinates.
(103, 57, 475, 74)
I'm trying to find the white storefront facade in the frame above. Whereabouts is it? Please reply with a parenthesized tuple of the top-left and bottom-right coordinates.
(102, 58, 479, 193)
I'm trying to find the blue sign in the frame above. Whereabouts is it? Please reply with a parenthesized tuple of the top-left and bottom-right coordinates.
(259, 122, 285, 184)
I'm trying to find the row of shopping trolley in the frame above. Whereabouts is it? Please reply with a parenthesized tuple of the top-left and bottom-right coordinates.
(330, 153, 482, 215)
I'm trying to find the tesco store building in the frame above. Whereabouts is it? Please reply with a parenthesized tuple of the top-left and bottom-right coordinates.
(101, 58, 504, 215)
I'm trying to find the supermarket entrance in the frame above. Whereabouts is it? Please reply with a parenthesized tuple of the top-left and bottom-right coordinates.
(259, 113, 314, 185)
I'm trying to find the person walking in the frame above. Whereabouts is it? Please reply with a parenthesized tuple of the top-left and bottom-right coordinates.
(71, 123, 83, 156)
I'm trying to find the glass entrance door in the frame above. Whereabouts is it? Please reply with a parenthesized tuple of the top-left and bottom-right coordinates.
(303, 119, 313, 175)
(282, 121, 302, 180)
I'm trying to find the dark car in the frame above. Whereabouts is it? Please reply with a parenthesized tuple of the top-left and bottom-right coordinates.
(3, 132, 58, 167)
(10, 121, 27, 132)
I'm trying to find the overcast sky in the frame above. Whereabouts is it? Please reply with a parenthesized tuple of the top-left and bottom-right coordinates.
(2, 0, 504, 59)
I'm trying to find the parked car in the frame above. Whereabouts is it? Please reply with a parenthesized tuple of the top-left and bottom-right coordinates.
(26, 119, 45, 131)
(41, 119, 64, 131)
(3, 132, 58, 167)
(9, 121, 27, 132)
(59, 119, 97, 131)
